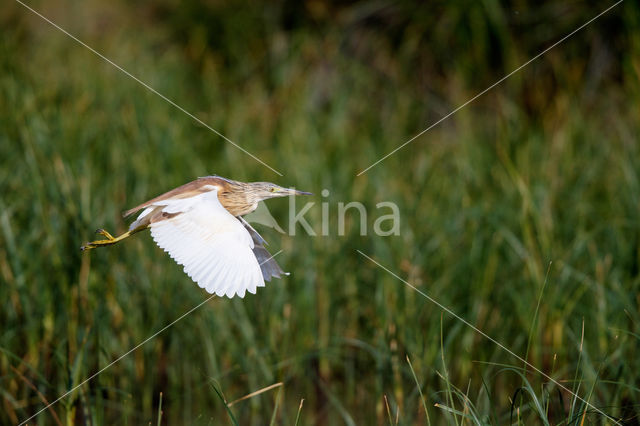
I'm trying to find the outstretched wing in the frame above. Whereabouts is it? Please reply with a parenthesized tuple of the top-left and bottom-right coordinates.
(123, 176, 229, 218)
(237, 217, 287, 282)
(147, 189, 265, 298)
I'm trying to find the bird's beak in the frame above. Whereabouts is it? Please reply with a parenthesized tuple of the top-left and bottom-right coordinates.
(277, 187, 313, 196)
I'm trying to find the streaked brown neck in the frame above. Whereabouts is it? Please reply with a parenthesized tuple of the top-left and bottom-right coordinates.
(217, 180, 259, 216)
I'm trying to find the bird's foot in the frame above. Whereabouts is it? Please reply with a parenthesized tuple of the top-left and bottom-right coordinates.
(80, 229, 117, 251)
(95, 228, 115, 240)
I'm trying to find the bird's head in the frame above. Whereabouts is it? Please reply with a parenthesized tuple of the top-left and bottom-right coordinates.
(247, 182, 313, 202)
(217, 179, 312, 216)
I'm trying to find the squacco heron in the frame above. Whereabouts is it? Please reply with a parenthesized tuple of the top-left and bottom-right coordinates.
(81, 176, 311, 298)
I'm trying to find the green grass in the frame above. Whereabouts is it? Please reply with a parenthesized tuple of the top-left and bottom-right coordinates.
(1, 0, 640, 424)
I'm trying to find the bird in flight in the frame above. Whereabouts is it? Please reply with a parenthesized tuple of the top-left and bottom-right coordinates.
(81, 176, 312, 298)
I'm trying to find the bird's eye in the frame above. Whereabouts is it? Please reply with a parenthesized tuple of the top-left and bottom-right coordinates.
(270, 187, 276, 192)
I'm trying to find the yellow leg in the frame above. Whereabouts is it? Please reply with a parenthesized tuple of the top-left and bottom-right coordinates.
(81, 228, 134, 251)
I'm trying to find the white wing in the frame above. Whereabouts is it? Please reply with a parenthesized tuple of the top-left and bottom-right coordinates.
(146, 189, 265, 298)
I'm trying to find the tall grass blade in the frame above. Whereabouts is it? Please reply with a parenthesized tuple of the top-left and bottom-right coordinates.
(406, 355, 431, 425)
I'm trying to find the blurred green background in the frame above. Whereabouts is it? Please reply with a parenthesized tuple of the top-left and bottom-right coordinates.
(1, 0, 639, 424)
